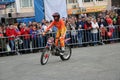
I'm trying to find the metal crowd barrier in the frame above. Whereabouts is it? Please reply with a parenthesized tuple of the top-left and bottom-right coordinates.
(0, 25, 120, 55)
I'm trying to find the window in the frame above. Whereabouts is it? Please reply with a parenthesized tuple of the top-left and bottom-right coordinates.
(84, 0, 93, 2)
(20, 0, 33, 8)
(68, 0, 77, 3)
(6, 3, 15, 8)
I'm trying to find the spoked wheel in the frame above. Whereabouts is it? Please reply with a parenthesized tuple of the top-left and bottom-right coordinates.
(40, 48, 50, 65)
(60, 45, 72, 61)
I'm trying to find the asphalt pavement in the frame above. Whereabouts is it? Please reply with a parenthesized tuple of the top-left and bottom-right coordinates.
(0, 43, 120, 80)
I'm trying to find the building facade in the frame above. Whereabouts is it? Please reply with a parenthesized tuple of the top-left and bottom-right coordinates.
(66, 0, 111, 15)
(1, 0, 34, 18)
(0, 0, 112, 23)
(112, 0, 120, 7)
(0, 0, 34, 23)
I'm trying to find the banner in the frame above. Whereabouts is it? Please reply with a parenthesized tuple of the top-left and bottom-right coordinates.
(34, 0, 44, 22)
(86, 6, 106, 13)
(44, 0, 67, 21)
(67, 6, 107, 14)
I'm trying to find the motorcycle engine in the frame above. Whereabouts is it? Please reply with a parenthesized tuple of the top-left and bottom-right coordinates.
(51, 46, 60, 56)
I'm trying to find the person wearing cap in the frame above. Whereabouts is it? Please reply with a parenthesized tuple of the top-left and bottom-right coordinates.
(76, 16, 86, 46)
(43, 12, 67, 54)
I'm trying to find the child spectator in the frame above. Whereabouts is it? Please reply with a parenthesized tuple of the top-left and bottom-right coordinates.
(100, 24, 107, 43)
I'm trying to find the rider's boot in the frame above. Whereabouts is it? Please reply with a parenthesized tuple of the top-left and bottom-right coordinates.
(61, 47, 65, 52)
(60, 47, 65, 55)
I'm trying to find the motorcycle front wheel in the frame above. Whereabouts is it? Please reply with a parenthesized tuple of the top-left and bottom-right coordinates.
(40, 48, 50, 65)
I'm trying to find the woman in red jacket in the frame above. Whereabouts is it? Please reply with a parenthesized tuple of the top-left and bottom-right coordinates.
(6, 24, 17, 51)
(20, 24, 30, 49)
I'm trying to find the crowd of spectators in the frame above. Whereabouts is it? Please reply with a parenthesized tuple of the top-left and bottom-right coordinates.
(0, 10, 120, 54)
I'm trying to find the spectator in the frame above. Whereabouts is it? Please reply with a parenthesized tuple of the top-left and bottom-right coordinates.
(6, 24, 17, 51)
(68, 16, 76, 29)
(20, 23, 30, 49)
(77, 24, 83, 47)
(91, 19, 99, 46)
(30, 24, 38, 48)
(0, 27, 3, 37)
(99, 24, 107, 43)
(108, 24, 115, 40)
(37, 23, 44, 47)
(71, 27, 77, 46)
(77, 16, 86, 43)
(77, 16, 86, 29)
(116, 15, 120, 39)
(105, 15, 113, 26)
(105, 14, 115, 41)
(99, 18, 108, 27)
(14, 23, 21, 36)
(41, 21, 49, 46)
(65, 22, 71, 44)
(112, 14, 118, 39)
(0, 26, 6, 52)
(84, 18, 92, 45)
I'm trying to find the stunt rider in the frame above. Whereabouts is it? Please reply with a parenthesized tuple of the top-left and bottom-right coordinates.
(43, 12, 67, 54)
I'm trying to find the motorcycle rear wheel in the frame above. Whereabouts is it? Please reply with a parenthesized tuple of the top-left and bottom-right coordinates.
(60, 45, 72, 60)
